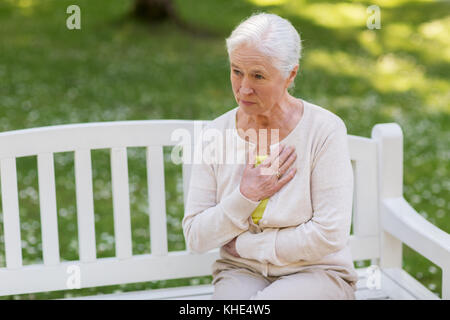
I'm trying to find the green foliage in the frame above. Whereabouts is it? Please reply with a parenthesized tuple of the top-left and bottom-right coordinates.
(0, 0, 448, 299)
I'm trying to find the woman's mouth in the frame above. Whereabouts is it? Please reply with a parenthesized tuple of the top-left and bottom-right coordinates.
(240, 100, 255, 106)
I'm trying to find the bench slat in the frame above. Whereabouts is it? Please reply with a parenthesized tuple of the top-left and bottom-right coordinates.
(37, 153, 60, 265)
(0, 250, 219, 296)
(0, 158, 23, 269)
(382, 268, 439, 299)
(182, 141, 192, 208)
(65, 284, 215, 300)
(349, 138, 379, 239)
(74, 149, 96, 262)
(111, 147, 132, 259)
(355, 289, 390, 300)
(147, 146, 168, 256)
(349, 235, 379, 261)
(0, 121, 198, 159)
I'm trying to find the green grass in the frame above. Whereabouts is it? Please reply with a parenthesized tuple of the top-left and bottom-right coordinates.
(0, 0, 448, 299)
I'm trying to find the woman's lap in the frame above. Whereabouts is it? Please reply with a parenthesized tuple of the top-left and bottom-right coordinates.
(212, 267, 355, 300)
(212, 268, 270, 300)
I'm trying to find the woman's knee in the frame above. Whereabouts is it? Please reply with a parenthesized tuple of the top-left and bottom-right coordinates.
(250, 269, 355, 300)
(212, 268, 269, 300)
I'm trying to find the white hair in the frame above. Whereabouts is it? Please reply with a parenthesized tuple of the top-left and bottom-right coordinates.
(225, 12, 302, 90)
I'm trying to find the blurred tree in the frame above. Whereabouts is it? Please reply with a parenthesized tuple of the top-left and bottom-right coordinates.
(132, 0, 220, 37)
(133, 0, 175, 22)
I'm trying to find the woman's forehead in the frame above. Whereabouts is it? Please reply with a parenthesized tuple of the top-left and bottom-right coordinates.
(229, 46, 274, 71)
(231, 62, 268, 74)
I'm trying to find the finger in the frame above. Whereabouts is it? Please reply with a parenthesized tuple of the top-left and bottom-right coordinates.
(261, 143, 285, 167)
(276, 167, 297, 189)
(259, 144, 286, 176)
(247, 144, 256, 168)
(270, 145, 295, 173)
(278, 151, 297, 176)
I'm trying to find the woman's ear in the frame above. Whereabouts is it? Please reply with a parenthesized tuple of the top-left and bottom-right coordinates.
(285, 64, 299, 89)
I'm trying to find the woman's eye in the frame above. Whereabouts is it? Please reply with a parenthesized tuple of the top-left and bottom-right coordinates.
(232, 70, 263, 79)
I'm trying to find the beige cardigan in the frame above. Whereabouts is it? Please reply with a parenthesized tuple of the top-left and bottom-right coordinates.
(182, 99, 359, 288)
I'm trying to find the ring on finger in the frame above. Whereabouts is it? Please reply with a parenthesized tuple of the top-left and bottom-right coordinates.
(276, 169, 281, 179)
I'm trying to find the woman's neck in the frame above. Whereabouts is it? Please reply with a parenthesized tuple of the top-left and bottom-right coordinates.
(236, 96, 303, 155)
(240, 96, 295, 129)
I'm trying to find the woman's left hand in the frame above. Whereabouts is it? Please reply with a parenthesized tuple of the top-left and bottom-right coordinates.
(223, 237, 240, 258)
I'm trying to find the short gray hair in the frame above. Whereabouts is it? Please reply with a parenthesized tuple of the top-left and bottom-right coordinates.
(225, 12, 302, 89)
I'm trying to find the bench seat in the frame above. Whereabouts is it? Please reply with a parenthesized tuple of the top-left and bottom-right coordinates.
(65, 267, 439, 300)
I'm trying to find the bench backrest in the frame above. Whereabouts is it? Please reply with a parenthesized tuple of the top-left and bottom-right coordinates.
(0, 120, 399, 296)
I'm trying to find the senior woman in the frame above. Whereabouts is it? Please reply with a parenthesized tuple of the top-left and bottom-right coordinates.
(182, 12, 358, 300)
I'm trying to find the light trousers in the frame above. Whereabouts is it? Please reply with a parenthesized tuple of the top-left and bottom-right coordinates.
(212, 266, 356, 300)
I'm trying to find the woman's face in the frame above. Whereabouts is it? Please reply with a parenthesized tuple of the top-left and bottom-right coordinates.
(229, 44, 292, 116)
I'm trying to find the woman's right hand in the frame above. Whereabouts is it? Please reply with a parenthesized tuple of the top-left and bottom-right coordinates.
(239, 144, 297, 202)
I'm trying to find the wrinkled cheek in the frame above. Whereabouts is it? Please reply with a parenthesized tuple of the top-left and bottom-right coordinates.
(231, 85, 239, 98)
(231, 81, 238, 93)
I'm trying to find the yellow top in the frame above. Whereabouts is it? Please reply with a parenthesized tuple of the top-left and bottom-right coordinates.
(251, 154, 269, 225)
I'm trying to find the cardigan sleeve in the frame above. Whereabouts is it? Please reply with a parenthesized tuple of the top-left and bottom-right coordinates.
(235, 120, 354, 265)
(182, 128, 261, 254)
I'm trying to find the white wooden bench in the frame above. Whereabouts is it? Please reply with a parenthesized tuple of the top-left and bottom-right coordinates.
(0, 120, 448, 300)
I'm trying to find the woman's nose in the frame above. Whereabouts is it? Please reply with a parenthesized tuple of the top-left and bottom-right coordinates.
(240, 78, 253, 95)
(240, 86, 253, 95)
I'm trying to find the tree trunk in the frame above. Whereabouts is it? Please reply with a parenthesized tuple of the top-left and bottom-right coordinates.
(133, 0, 175, 22)
(132, 0, 220, 38)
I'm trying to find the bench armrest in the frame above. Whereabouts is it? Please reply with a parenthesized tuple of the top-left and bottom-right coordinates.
(381, 197, 450, 269)
(382, 196, 450, 299)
